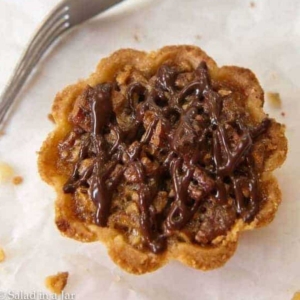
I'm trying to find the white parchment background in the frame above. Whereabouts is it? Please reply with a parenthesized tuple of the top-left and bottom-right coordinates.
(0, 0, 299, 299)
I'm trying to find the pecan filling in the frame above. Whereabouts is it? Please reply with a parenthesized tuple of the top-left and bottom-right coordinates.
(59, 62, 270, 253)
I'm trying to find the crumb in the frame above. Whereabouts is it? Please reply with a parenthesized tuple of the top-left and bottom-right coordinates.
(195, 34, 202, 40)
(281, 112, 286, 117)
(250, 1, 255, 7)
(45, 272, 69, 295)
(267, 92, 282, 108)
(12, 176, 23, 185)
(133, 34, 140, 42)
(48, 113, 55, 123)
(292, 291, 300, 300)
(0, 248, 5, 262)
(218, 89, 232, 96)
(0, 162, 14, 183)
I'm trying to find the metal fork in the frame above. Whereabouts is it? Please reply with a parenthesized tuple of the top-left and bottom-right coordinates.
(0, 0, 124, 125)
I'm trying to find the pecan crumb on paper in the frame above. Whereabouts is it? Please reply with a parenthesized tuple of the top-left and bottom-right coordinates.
(12, 176, 23, 185)
(267, 92, 282, 108)
(45, 272, 69, 295)
(0, 248, 5, 262)
(0, 162, 14, 183)
(48, 113, 55, 123)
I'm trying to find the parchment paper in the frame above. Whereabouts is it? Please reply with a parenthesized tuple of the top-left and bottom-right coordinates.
(0, 0, 299, 299)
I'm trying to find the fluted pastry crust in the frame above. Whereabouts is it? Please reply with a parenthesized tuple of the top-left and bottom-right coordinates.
(38, 45, 287, 274)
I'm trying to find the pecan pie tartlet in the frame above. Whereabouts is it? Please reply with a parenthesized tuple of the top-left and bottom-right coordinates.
(38, 46, 287, 274)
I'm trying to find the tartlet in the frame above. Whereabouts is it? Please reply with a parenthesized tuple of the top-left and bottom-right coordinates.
(38, 45, 287, 274)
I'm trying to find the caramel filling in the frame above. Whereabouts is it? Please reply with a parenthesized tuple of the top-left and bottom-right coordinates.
(59, 62, 270, 253)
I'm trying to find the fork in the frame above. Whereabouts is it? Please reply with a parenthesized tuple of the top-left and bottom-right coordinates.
(0, 0, 124, 125)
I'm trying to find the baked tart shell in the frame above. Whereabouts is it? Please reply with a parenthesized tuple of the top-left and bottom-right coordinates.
(38, 45, 287, 274)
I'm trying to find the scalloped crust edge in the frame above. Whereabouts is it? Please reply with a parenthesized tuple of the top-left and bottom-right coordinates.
(38, 45, 287, 274)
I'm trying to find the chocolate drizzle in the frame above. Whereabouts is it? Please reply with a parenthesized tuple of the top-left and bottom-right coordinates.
(62, 62, 270, 253)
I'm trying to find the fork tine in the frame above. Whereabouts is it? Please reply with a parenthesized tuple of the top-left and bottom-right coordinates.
(26, 23, 70, 72)
(0, 5, 70, 102)
(13, 5, 69, 81)
(4, 22, 70, 99)
(24, 8, 69, 61)
(9, 18, 70, 90)
(0, 19, 70, 123)
(0, 5, 69, 108)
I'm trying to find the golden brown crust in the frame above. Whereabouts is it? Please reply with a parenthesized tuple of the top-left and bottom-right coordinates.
(38, 45, 287, 274)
